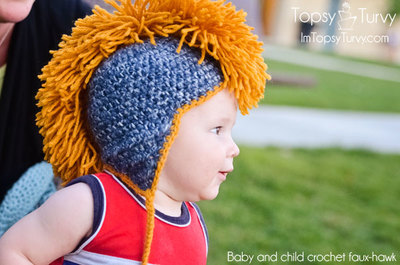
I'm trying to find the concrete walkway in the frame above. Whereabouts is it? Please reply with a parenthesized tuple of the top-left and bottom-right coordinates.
(232, 106, 400, 154)
(238, 45, 400, 154)
(262, 44, 400, 83)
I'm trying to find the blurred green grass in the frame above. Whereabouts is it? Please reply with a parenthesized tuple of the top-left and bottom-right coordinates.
(199, 146, 400, 265)
(262, 60, 400, 113)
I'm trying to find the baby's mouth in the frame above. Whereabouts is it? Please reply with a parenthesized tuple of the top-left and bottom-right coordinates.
(218, 169, 233, 181)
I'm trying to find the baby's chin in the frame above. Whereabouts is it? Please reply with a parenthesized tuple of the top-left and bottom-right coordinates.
(198, 184, 223, 201)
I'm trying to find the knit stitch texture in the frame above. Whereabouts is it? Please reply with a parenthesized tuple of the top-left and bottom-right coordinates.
(0, 161, 55, 236)
(88, 37, 222, 190)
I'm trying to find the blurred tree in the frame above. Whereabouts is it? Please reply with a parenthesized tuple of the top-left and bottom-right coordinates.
(262, 0, 277, 36)
(324, 0, 340, 52)
(389, 0, 400, 15)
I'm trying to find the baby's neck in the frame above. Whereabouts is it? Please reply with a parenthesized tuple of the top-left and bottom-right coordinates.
(154, 190, 183, 217)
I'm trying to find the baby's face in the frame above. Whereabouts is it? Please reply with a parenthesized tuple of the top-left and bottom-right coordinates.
(158, 88, 240, 202)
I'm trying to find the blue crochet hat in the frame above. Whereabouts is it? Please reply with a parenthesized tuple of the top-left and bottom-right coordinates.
(88, 37, 222, 190)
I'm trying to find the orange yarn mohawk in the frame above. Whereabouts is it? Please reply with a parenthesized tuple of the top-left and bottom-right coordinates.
(36, 0, 270, 263)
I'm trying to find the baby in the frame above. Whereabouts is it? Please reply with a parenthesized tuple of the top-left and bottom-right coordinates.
(0, 0, 269, 264)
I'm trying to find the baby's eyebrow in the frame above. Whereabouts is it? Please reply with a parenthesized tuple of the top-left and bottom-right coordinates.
(214, 116, 236, 125)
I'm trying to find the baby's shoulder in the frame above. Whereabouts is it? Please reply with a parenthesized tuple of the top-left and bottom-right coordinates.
(52, 179, 94, 219)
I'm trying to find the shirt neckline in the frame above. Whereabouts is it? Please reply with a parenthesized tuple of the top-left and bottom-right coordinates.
(106, 171, 191, 227)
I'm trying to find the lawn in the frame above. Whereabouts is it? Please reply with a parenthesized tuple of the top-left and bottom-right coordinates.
(199, 146, 400, 265)
(262, 59, 400, 113)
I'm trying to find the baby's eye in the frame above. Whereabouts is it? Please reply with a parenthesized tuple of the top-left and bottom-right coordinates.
(211, 126, 222, 135)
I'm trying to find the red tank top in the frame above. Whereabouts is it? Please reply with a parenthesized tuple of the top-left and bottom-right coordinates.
(51, 172, 208, 265)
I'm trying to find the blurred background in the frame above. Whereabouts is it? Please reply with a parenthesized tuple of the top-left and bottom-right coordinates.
(198, 0, 400, 264)
(86, 0, 400, 264)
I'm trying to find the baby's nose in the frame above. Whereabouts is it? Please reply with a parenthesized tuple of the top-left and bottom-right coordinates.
(228, 137, 240, 158)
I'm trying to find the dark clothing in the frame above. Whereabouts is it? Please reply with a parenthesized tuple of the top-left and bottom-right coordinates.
(0, 0, 92, 201)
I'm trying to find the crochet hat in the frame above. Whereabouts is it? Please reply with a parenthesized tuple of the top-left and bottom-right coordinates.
(36, 0, 270, 263)
(88, 36, 223, 191)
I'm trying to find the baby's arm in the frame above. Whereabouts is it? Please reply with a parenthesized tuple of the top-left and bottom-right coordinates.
(0, 182, 94, 265)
